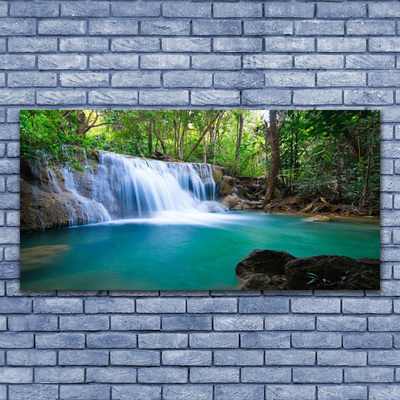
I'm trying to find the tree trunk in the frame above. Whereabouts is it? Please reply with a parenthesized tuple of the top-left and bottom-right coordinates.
(234, 114, 243, 176)
(77, 111, 87, 136)
(265, 110, 285, 202)
(203, 133, 207, 163)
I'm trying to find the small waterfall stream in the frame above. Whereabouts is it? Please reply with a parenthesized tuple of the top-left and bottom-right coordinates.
(40, 151, 224, 227)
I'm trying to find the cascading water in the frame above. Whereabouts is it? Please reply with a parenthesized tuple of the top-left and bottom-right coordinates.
(38, 150, 225, 228)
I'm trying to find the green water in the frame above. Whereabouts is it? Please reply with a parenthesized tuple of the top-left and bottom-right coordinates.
(20, 212, 380, 290)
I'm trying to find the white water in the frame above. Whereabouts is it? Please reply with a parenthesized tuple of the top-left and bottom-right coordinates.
(42, 151, 225, 227)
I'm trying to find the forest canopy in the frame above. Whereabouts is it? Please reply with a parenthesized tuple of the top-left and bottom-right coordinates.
(20, 109, 380, 211)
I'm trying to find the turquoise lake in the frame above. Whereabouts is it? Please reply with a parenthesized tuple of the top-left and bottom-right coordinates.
(20, 211, 380, 290)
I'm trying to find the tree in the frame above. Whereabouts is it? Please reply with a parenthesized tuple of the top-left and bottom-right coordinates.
(265, 110, 285, 202)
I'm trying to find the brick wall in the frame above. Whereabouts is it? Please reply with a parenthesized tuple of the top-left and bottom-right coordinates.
(0, 1, 399, 399)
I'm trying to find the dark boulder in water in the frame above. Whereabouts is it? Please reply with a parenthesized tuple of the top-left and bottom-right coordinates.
(237, 250, 380, 290)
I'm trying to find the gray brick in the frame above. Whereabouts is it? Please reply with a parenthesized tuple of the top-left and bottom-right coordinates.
(139, 333, 188, 349)
(36, 333, 85, 349)
(369, 350, 400, 366)
(0, 367, 32, 383)
(187, 298, 237, 313)
(193, 20, 241, 36)
(242, 367, 291, 383)
(111, 315, 160, 330)
(35, 367, 84, 383)
(163, 385, 212, 400)
(292, 333, 341, 349)
(86, 367, 136, 383)
(60, 38, 109, 53)
(60, 315, 109, 331)
(0, 19, 36, 36)
(244, 54, 292, 70)
(111, 350, 159, 366)
(191, 90, 240, 106)
(60, 385, 110, 400)
(317, 316, 366, 331)
(214, 384, 264, 400)
(293, 367, 342, 383)
(370, 2, 400, 18)
(112, 2, 160, 17)
(87, 332, 136, 348)
(192, 55, 241, 70)
(239, 297, 288, 313)
(162, 38, 211, 53)
(214, 38, 262, 53)
(163, 2, 210, 18)
(343, 333, 392, 349)
(265, 350, 315, 365)
(9, 385, 58, 400)
(265, 72, 314, 88)
(8, 315, 57, 331)
(214, 315, 263, 331)
(38, 54, 87, 70)
(244, 21, 292, 36)
(141, 21, 189, 36)
(112, 385, 161, 400)
(292, 298, 341, 313)
(7, 349, 56, 366)
(318, 38, 366, 53)
(347, 20, 395, 36)
(241, 332, 290, 349)
(61, 2, 110, 17)
(138, 367, 187, 383)
(39, 19, 86, 35)
(189, 332, 238, 348)
(346, 55, 395, 69)
(0, 297, 31, 314)
(318, 3, 366, 18)
(9, 73, 55, 89)
(90, 19, 138, 35)
(295, 20, 344, 36)
(370, 38, 400, 53)
(265, 385, 316, 400)
(162, 350, 211, 365)
(345, 367, 393, 383)
(345, 89, 393, 105)
(60, 72, 109, 88)
(370, 71, 400, 87)
(162, 315, 211, 331)
(343, 299, 391, 314)
(140, 90, 188, 106)
(242, 89, 291, 106)
(296, 55, 344, 69)
(264, 37, 314, 53)
(37, 90, 86, 105)
(318, 385, 367, 400)
(11, 2, 59, 17)
(33, 298, 82, 314)
(0, 333, 33, 348)
(265, 315, 314, 331)
(0, 3, 6, 17)
(370, 386, 400, 400)
(85, 298, 135, 313)
(163, 71, 211, 88)
(265, 2, 314, 18)
(214, 350, 263, 366)
(89, 89, 138, 105)
(112, 38, 160, 52)
(193, 367, 238, 383)
(294, 89, 343, 105)
(318, 350, 366, 366)
(9, 37, 57, 53)
(59, 350, 109, 366)
(90, 54, 138, 70)
(0, 55, 35, 70)
(214, 72, 263, 89)
(141, 55, 189, 70)
(318, 71, 366, 87)
(369, 316, 400, 331)
(213, 3, 262, 18)
(0, 194, 20, 209)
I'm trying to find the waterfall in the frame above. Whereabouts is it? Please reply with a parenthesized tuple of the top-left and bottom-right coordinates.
(37, 151, 224, 228)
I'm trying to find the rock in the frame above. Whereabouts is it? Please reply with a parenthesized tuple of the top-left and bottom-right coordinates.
(21, 245, 71, 273)
(231, 203, 243, 210)
(217, 176, 236, 197)
(211, 166, 224, 185)
(236, 249, 297, 281)
(284, 255, 379, 290)
(305, 215, 331, 222)
(221, 193, 240, 209)
(240, 273, 288, 290)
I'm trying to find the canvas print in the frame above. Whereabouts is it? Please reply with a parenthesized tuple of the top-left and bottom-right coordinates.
(20, 110, 380, 290)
